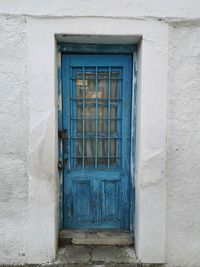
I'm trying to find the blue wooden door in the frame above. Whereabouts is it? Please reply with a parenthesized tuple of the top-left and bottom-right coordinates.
(61, 54, 133, 230)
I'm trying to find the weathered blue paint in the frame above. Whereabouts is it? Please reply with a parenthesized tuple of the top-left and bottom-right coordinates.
(57, 48, 64, 229)
(58, 43, 136, 54)
(61, 54, 134, 230)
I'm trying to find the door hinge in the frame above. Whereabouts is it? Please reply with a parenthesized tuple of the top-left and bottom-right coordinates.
(58, 128, 68, 170)
(58, 128, 68, 140)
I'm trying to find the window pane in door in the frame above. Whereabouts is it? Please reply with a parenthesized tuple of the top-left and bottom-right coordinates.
(74, 68, 121, 168)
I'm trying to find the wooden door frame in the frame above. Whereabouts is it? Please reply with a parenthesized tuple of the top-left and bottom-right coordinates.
(57, 43, 137, 231)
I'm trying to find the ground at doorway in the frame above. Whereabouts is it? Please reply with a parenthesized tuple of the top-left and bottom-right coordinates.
(56, 244, 137, 266)
(1, 245, 164, 267)
(52, 245, 163, 267)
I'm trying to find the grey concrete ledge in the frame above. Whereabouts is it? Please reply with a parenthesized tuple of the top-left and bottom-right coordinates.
(0, 264, 164, 267)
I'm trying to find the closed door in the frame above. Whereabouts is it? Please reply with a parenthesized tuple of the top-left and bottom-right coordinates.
(61, 54, 133, 230)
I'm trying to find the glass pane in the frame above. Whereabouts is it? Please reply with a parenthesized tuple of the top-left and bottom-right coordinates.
(76, 73, 96, 98)
(85, 139, 95, 157)
(85, 119, 96, 136)
(85, 76, 96, 98)
(77, 120, 96, 137)
(77, 119, 83, 134)
(110, 119, 117, 135)
(111, 74, 119, 99)
(98, 106, 108, 118)
(110, 139, 117, 157)
(77, 106, 83, 118)
(111, 107, 117, 118)
(76, 79, 83, 98)
(73, 70, 121, 168)
(85, 106, 96, 118)
(98, 119, 108, 136)
(77, 106, 96, 119)
(76, 139, 96, 166)
(98, 78, 108, 98)
(76, 139, 83, 157)
(98, 139, 108, 157)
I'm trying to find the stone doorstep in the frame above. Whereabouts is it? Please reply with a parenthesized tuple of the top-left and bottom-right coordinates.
(0, 246, 164, 267)
(53, 244, 163, 267)
(0, 232, 164, 267)
(56, 245, 137, 265)
(59, 230, 134, 246)
(0, 244, 163, 267)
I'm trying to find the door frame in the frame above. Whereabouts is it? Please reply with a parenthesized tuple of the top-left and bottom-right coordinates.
(57, 43, 137, 231)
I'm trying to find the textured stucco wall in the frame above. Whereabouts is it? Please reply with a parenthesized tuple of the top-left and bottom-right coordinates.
(166, 23, 200, 267)
(0, 1, 200, 266)
(0, 15, 28, 264)
(0, 0, 199, 18)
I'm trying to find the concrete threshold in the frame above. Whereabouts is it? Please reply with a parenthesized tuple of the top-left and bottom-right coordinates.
(56, 244, 138, 266)
(59, 229, 134, 246)
(0, 245, 164, 267)
(53, 244, 164, 267)
(1, 233, 164, 267)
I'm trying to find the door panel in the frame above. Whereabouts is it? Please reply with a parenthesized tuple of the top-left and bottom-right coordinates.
(101, 180, 120, 221)
(61, 54, 132, 230)
(73, 180, 91, 220)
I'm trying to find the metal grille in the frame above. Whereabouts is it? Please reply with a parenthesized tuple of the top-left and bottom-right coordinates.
(69, 66, 122, 169)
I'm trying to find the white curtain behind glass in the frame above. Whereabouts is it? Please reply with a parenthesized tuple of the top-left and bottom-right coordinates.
(76, 72, 118, 166)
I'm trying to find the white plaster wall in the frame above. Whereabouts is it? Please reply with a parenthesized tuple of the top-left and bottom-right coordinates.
(0, 15, 28, 264)
(26, 26, 58, 264)
(0, 0, 199, 19)
(134, 28, 167, 263)
(166, 23, 200, 267)
(0, 1, 200, 266)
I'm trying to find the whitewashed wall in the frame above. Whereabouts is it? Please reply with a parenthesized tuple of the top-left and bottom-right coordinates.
(0, 1, 200, 266)
(166, 23, 200, 266)
(0, 16, 29, 264)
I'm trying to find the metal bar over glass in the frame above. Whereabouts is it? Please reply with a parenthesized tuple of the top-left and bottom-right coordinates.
(108, 67, 111, 168)
(72, 67, 122, 169)
(95, 67, 98, 168)
(82, 67, 85, 168)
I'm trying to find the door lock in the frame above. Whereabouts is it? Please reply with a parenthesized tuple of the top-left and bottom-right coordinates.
(58, 129, 68, 140)
(58, 160, 64, 169)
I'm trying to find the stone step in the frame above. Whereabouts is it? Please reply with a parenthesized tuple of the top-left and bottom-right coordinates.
(59, 229, 134, 246)
(55, 244, 138, 266)
(53, 245, 163, 267)
(2, 244, 163, 267)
